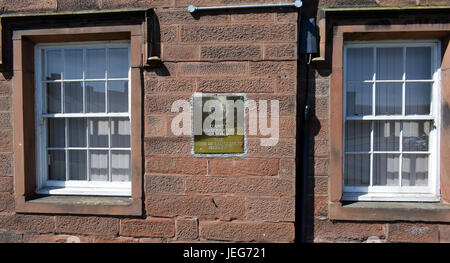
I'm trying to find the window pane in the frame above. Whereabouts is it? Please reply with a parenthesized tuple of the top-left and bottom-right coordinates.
(406, 47, 431, 80)
(373, 154, 399, 186)
(108, 81, 128, 113)
(111, 150, 131, 182)
(402, 154, 428, 186)
(406, 83, 431, 115)
(346, 82, 372, 116)
(64, 49, 83, 80)
(345, 121, 370, 152)
(48, 119, 65, 147)
(89, 150, 108, 181)
(111, 118, 131, 148)
(346, 48, 373, 81)
(86, 48, 106, 79)
(403, 121, 430, 152)
(46, 83, 61, 113)
(89, 118, 109, 148)
(48, 150, 65, 181)
(344, 154, 370, 186)
(45, 49, 62, 80)
(109, 48, 129, 78)
(377, 47, 403, 80)
(68, 118, 86, 147)
(376, 82, 402, 115)
(64, 82, 83, 113)
(68, 150, 87, 180)
(374, 121, 400, 151)
(86, 82, 106, 113)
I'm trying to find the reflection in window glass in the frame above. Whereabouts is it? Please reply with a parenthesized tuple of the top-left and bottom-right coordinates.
(108, 81, 128, 113)
(346, 83, 372, 116)
(406, 83, 431, 115)
(86, 82, 106, 113)
(377, 47, 403, 80)
(346, 48, 374, 81)
(86, 48, 106, 79)
(343, 43, 436, 198)
(376, 83, 402, 115)
(40, 44, 131, 193)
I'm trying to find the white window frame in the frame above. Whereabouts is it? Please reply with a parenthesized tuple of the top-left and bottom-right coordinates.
(34, 41, 132, 197)
(342, 40, 441, 202)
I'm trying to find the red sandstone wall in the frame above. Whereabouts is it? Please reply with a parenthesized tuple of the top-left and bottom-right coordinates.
(0, 0, 449, 243)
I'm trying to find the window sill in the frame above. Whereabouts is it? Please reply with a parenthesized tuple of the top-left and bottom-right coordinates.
(15, 195, 142, 216)
(342, 193, 440, 202)
(329, 201, 450, 222)
(36, 187, 131, 197)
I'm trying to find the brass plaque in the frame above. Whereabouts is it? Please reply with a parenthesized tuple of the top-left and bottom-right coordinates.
(193, 95, 245, 154)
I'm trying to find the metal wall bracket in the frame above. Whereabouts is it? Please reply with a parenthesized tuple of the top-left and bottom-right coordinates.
(188, 0, 302, 13)
(145, 9, 161, 65)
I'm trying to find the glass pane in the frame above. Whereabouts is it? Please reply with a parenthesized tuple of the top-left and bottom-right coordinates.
(346, 82, 372, 116)
(373, 154, 399, 186)
(45, 49, 62, 80)
(406, 47, 432, 80)
(402, 154, 428, 186)
(111, 118, 131, 148)
(86, 82, 106, 113)
(377, 47, 403, 80)
(406, 83, 431, 115)
(345, 121, 370, 152)
(376, 82, 402, 115)
(64, 82, 83, 113)
(48, 150, 65, 181)
(109, 48, 129, 78)
(111, 150, 131, 182)
(89, 150, 109, 181)
(46, 83, 61, 113)
(68, 118, 86, 147)
(346, 48, 373, 81)
(64, 49, 83, 79)
(108, 81, 128, 113)
(68, 150, 87, 180)
(374, 121, 400, 151)
(403, 121, 430, 152)
(89, 118, 109, 148)
(344, 154, 370, 186)
(86, 48, 106, 79)
(48, 119, 65, 147)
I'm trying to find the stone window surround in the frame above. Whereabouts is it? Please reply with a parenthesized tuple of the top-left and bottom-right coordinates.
(12, 25, 144, 216)
(329, 21, 450, 222)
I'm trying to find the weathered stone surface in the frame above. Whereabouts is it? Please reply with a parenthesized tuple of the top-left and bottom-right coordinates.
(185, 176, 294, 197)
(181, 24, 296, 43)
(55, 216, 119, 236)
(120, 218, 175, 238)
(314, 219, 386, 242)
(145, 174, 185, 194)
(148, 194, 245, 219)
(200, 221, 295, 242)
(209, 159, 279, 177)
(146, 157, 207, 175)
(388, 223, 439, 243)
(176, 218, 199, 241)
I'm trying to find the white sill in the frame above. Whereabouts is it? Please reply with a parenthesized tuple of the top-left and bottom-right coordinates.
(342, 193, 440, 202)
(36, 186, 131, 197)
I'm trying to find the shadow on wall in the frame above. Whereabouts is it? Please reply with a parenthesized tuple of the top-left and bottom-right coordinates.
(299, 0, 333, 243)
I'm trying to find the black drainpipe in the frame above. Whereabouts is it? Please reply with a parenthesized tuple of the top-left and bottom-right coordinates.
(296, 15, 317, 243)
